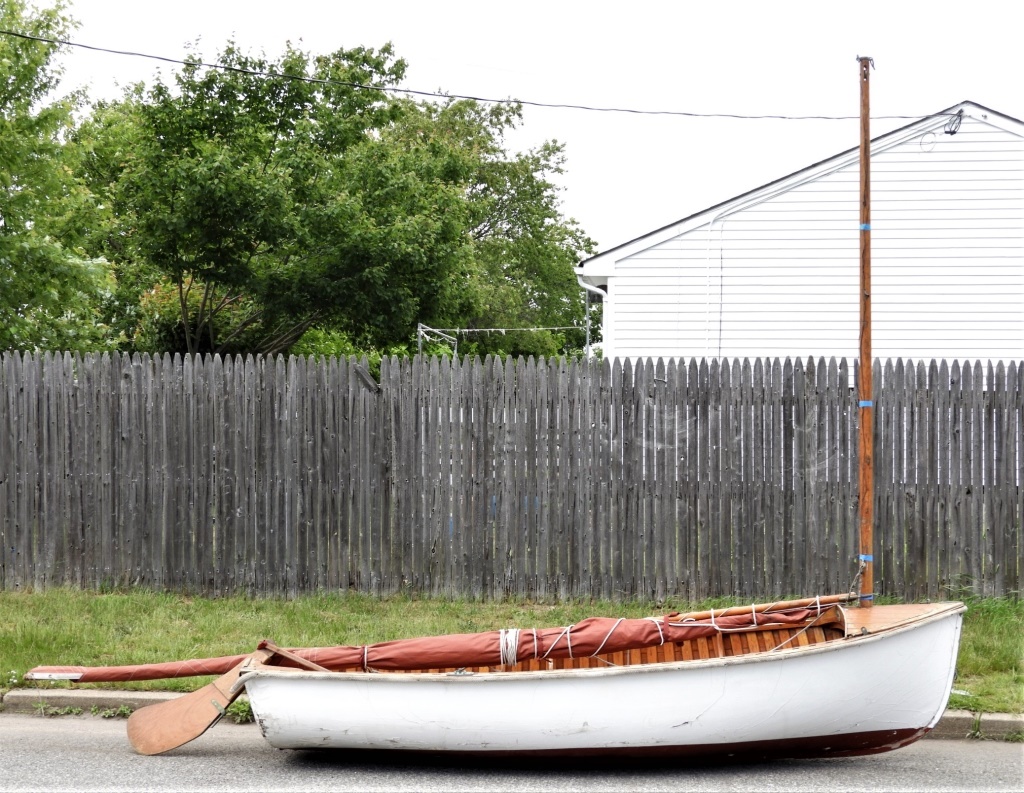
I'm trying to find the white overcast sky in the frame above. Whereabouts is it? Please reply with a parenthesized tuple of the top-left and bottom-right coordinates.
(49, 0, 1024, 253)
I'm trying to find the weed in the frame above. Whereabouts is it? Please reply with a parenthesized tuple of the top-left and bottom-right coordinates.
(226, 699, 253, 724)
(90, 704, 133, 719)
(963, 713, 1024, 743)
(34, 701, 82, 717)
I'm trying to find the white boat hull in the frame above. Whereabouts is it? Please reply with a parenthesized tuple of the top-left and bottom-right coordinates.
(242, 605, 964, 758)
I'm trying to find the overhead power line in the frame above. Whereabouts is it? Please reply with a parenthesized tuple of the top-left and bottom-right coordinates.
(1, 28, 947, 122)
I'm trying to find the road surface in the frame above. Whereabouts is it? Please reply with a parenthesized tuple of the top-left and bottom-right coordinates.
(1, 713, 1020, 792)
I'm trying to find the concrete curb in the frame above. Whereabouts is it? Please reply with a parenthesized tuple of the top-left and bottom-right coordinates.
(1, 688, 183, 714)
(1, 689, 1021, 741)
(927, 709, 1023, 741)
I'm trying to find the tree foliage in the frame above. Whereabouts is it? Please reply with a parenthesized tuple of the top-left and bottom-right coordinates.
(77, 43, 418, 354)
(10, 27, 594, 358)
(0, 0, 117, 351)
(437, 101, 595, 357)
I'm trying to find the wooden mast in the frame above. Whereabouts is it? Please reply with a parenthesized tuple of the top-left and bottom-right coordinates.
(857, 56, 874, 607)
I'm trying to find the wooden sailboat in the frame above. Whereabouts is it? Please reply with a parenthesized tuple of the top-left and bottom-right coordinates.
(26, 595, 964, 758)
(25, 58, 965, 760)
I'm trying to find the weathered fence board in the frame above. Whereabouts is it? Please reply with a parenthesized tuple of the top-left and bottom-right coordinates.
(0, 352, 1020, 600)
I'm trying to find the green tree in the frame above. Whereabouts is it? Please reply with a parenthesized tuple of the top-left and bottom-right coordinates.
(0, 0, 117, 351)
(76, 41, 593, 359)
(80, 42, 472, 356)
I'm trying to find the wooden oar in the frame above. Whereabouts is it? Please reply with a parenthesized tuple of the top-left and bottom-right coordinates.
(125, 640, 328, 756)
(126, 647, 273, 755)
(667, 593, 856, 623)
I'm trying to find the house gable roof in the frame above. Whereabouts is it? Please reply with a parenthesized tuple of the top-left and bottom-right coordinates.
(577, 101, 1024, 277)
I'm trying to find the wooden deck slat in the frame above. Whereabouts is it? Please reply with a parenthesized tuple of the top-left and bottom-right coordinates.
(841, 602, 964, 636)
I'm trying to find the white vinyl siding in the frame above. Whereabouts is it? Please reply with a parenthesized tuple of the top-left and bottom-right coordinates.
(594, 107, 1024, 365)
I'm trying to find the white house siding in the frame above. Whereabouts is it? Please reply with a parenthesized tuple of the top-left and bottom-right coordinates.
(586, 105, 1024, 365)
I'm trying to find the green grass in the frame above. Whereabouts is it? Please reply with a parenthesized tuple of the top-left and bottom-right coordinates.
(1, 589, 1020, 714)
(946, 596, 1024, 714)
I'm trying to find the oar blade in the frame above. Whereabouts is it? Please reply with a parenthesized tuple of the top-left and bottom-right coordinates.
(126, 651, 269, 755)
(126, 679, 233, 755)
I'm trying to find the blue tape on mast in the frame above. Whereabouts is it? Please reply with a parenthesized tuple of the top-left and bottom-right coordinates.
(859, 400, 873, 407)
(859, 223, 871, 230)
(859, 554, 873, 562)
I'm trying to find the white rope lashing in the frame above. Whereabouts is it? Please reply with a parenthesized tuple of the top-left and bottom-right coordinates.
(644, 617, 666, 645)
(498, 628, 520, 666)
(770, 619, 816, 652)
(540, 624, 575, 659)
(591, 618, 627, 657)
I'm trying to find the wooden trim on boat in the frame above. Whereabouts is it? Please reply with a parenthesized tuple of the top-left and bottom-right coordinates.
(840, 602, 966, 637)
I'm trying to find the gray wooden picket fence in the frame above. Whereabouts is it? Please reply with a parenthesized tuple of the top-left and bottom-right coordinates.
(1, 351, 1020, 601)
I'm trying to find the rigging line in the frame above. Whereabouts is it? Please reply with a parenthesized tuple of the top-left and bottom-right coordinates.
(1, 28, 951, 122)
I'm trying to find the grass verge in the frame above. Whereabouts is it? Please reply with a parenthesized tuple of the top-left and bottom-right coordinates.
(945, 596, 1024, 714)
(1, 589, 1020, 714)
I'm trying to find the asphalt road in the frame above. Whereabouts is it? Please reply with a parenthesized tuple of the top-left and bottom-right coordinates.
(0, 713, 1021, 793)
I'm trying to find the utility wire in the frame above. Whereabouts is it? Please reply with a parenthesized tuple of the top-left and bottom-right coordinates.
(1, 28, 948, 122)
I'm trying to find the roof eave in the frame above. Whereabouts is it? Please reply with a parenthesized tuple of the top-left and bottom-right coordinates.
(578, 100, 1009, 269)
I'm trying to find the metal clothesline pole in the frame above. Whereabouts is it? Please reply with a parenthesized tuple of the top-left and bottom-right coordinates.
(417, 324, 458, 356)
(416, 323, 582, 356)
